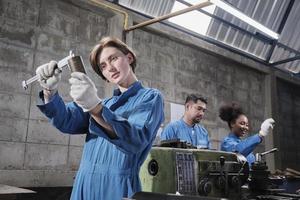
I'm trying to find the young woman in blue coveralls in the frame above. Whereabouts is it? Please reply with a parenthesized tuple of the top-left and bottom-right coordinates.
(35, 37, 164, 200)
(219, 102, 274, 166)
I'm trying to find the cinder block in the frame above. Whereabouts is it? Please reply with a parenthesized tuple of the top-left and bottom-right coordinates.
(196, 80, 217, 95)
(24, 143, 68, 169)
(133, 29, 153, 45)
(0, 141, 25, 169)
(250, 104, 264, 118)
(134, 43, 153, 62)
(196, 57, 217, 80)
(0, 0, 39, 25)
(216, 68, 233, 86)
(174, 87, 195, 104)
(204, 109, 216, 122)
(36, 32, 77, 55)
(233, 89, 249, 103)
(69, 134, 86, 147)
(178, 56, 196, 73)
(154, 36, 178, 55)
(249, 73, 264, 92)
(234, 70, 250, 90)
(174, 71, 190, 89)
(68, 146, 83, 170)
(151, 82, 174, 102)
(0, 93, 30, 119)
(250, 92, 263, 106)
(78, 9, 108, 43)
(39, 0, 79, 37)
(0, 169, 76, 187)
(0, 18, 36, 47)
(28, 94, 48, 121)
(152, 67, 174, 84)
(135, 61, 153, 80)
(27, 119, 69, 145)
(0, 117, 27, 142)
(163, 101, 171, 124)
(216, 85, 233, 100)
(0, 42, 34, 72)
(0, 68, 34, 94)
(153, 50, 176, 71)
(218, 127, 229, 141)
(250, 118, 262, 132)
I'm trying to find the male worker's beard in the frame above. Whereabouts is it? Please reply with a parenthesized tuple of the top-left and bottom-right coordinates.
(193, 117, 202, 124)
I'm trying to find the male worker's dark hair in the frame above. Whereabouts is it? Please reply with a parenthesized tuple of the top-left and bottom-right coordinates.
(90, 36, 137, 80)
(185, 94, 208, 105)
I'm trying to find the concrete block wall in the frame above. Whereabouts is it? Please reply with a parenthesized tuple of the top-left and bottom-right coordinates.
(276, 79, 300, 170)
(132, 29, 266, 150)
(0, 0, 112, 187)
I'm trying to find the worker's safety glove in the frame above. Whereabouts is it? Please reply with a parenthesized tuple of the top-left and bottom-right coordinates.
(69, 72, 102, 112)
(36, 60, 61, 91)
(259, 118, 275, 137)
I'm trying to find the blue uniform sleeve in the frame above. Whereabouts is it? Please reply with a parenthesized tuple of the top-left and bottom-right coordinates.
(205, 129, 211, 149)
(160, 123, 177, 141)
(37, 91, 89, 134)
(221, 134, 261, 157)
(89, 90, 164, 154)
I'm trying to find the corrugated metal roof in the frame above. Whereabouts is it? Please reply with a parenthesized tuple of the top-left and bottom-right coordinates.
(114, 0, 300, 74)
(118, 0, 175, 17)
(207, 0, 300, 73)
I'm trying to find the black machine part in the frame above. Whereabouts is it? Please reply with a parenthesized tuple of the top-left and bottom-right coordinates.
(129, 191, 228, 200)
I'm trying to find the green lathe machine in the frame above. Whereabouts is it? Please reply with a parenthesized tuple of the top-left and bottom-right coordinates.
(139, 144, 249, 199)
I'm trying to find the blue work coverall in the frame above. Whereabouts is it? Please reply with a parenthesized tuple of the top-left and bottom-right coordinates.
(160, 119, 210, 149)
(37, 81, 164, 200)
(221, 133, 262, 165)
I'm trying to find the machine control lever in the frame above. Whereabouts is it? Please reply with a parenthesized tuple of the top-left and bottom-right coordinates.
(255, 148, 278, 162)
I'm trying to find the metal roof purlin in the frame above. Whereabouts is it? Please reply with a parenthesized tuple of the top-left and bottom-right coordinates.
(124, 0, 212, 32)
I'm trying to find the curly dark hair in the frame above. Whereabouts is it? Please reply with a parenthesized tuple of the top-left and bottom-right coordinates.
(219, 102, 244, 128)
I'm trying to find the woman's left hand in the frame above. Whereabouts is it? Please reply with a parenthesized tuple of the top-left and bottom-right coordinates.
(69, 72, 102, 112)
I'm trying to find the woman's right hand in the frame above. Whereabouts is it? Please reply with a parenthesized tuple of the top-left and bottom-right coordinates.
(36, 60, 61, 91)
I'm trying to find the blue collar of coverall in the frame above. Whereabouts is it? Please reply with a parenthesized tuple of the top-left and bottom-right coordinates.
(112, 81, 142, 96)
(228, 132, 241, 141)
(180, 118, 196, 128)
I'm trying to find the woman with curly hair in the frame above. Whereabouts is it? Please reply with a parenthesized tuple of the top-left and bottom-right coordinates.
(219, 102, 274, 166)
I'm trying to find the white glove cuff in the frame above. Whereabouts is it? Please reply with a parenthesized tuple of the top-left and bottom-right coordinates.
(82, 97, 102, 112)
(259, 130, 266, 137)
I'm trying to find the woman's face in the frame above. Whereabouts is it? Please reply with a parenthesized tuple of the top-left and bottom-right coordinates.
(99, 47, 134, 86)
(231, 114, 249, 137)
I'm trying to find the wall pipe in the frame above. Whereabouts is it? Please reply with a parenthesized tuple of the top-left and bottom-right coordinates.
(89, 0, 129, 30)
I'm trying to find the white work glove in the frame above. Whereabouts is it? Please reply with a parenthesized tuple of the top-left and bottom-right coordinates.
(36, 60, 61, 90)
(69, 72, 102, 112)
(259, 118, 275, 137)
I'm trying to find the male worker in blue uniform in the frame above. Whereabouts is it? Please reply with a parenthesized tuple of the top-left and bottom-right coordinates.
(161, 94, 210, 149)
(35, 37, 164, 200)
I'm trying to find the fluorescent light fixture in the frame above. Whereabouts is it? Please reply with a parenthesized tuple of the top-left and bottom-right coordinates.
(169, 1, 216, 35)
(210, 0, 279, 40)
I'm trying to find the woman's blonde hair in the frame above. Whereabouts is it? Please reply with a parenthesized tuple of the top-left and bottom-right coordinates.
(89, 37, 137, 80)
